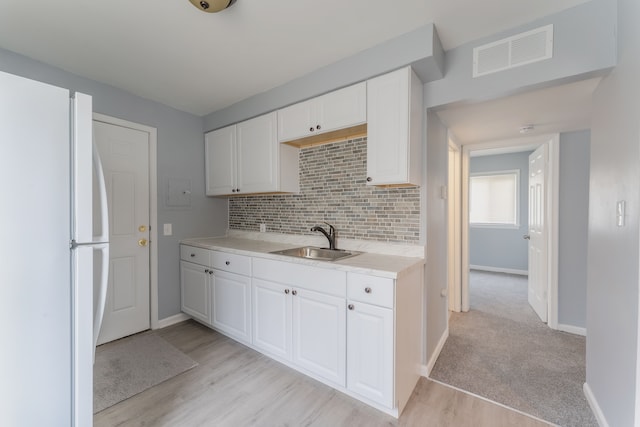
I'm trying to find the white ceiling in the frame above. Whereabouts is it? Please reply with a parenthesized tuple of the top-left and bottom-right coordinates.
(0, 0, 589, 116)
(436, 77, 601, 145)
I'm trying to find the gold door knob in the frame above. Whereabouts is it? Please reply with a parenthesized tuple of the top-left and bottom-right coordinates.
(138, 225, 147, 232)
(138, 238, 148, 247)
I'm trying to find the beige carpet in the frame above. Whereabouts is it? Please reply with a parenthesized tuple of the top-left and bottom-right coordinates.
(94, 330, 198, 413)
(430, 270, 597, 427)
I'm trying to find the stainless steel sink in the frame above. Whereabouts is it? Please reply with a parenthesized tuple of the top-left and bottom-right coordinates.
(269, 246, 361, 262)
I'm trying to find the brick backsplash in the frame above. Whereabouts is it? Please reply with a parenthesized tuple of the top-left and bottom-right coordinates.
(229, 137, 421, 243)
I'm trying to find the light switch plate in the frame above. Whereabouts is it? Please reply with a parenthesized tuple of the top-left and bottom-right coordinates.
(616, 201, 626, 227)
(163, 223, 173, 236)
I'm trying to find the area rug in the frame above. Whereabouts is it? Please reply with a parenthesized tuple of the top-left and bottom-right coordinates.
(94, 330, 198, 413)
(430, 271, 597, 427)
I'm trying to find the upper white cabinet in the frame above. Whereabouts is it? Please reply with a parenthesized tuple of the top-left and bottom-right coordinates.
(278, 82, 366, 143)
(366, 67, 423, 187)
(205, 112, 299, 196)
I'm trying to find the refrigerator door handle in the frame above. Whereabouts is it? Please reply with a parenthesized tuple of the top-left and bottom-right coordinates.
(93, 243, 110, 355)
(93, 141, 109, 243)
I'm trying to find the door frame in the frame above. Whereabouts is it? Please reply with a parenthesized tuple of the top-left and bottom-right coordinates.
(447, 135, 462, 312)
(92, 113, 159, 330)
(460, 133, 559, 329)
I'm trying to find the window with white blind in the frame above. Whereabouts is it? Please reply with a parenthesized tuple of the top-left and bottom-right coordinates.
(470, 170, 520, 227)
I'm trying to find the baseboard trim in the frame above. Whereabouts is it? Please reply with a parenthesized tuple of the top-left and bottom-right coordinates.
(156, 313, 190, 329)
(424, 327, 449, 377)
(470, 265, 528, 276)
(557, 323, 587, 336)
(584, 382, 609, 427)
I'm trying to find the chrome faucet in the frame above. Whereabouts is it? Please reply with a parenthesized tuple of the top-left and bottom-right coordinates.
(311, 222, 336, 250)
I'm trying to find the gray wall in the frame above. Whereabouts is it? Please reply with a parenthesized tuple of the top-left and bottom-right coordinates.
(0, 48, 228, 320)
(229, 137, 421, 243)
(558, 130, 590, 329)
(587, 0, 640, 424)
(425, 112, 449, 363)
(469, 151, 531, 272)
(423, 0, 616, 109)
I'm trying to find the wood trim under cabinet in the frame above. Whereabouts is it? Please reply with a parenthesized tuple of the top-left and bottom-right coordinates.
(281, 124, 367, 148)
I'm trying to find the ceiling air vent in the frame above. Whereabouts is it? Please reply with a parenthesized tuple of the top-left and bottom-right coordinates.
(473, 25, 553, 78)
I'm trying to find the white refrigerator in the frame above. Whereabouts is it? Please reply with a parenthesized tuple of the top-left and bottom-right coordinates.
(0, 71, 109, 426)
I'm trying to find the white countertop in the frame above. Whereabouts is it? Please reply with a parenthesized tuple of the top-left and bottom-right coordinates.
(181, 236, 424, 279)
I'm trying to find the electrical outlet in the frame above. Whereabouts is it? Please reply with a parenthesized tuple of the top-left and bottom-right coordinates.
(260, 223, 266, 233)
(163, 223, 173, 236)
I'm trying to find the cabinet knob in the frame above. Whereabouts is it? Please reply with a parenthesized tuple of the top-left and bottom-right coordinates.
(190, 253, 196, 257)
(205, 269, 209, 273)
(236, 188, 240, 192)
(292, 290, 297, 296)
(348, 304, 354, 310)
(225, 261, 230, 266)
(209, 270, 213, 275)
(232, 189, 236, 193)
(309, 127, 314, 132)
(365, 287, 372, 294)
(285, 289, 290, 294)
(316, 124, 321, 130)
(366, 177, 372, 182)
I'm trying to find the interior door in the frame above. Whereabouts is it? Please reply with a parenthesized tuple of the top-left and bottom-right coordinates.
(94, 120, 150, 344)
(527, 144, 548, 322)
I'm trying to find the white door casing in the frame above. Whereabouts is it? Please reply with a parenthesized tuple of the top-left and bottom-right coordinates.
(528, 144, 548, 322)
(460, 134, 559, 329)
(94, 120, 151, 344)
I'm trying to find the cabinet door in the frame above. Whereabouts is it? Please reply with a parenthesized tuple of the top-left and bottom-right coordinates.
(211, 270, 251, 344)
(316, 82, 366, 134)
(236, 112, 278, 194)
(347, 301, 394, 408)
(205, 125, 236, 195)
(277, 99, 314, 142)
(180, 261, 211, 325)
(292, 288, 346, 387)
(252, 279, 292, 361)
(366, 68, 410, 186)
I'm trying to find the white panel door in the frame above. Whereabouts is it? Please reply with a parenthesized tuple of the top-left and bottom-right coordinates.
(212, 270, 252, 344)
(346, 301, 394, 407)
(252, 279, 292, 360)
(292, 288, 346, 386)
(94, 120, 150, 344)
(528, 144, 548, 322)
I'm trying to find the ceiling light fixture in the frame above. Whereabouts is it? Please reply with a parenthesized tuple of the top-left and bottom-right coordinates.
(189, 0, 237, 13)
(519, 124, 535, 134)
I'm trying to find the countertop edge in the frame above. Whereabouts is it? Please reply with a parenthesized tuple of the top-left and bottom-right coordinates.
(181, 237, 425, 279)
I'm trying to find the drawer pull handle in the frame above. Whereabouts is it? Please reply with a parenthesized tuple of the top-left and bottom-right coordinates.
(365, 287, 372, 294)
(348, 304, 354, 310)
(285, 289, 290, 294)
(292, 290, 297, 296)
(225, 261, 230, 265)
(190, 253, 196, 257)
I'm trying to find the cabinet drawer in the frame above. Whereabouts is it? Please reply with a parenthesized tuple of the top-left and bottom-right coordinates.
(180, 245, 212, 265)
(253, 258, 346, 297)
(212, 251, 251, 276)
(347, 273, 394, 308)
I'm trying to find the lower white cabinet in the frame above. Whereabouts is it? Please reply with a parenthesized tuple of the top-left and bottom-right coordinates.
(346, 300, 393, 407)
(292, 288, 346, 386)
(180, 244, 423, 418)
(252, 279, 346, 387)
(211, 270, 252, 344)
(252, 279, 291, 360)
(180, 260, 211, 325)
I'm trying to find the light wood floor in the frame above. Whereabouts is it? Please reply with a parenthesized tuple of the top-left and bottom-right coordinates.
(94, 320, 549, 427)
